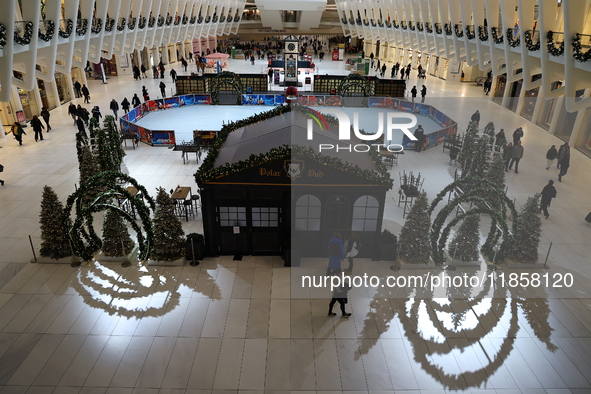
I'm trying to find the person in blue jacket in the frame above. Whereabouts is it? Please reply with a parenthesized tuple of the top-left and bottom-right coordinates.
(327, 232, 345, 275)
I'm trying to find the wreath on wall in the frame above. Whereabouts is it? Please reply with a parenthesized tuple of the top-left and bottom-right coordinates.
(363, 19, 369, 26)
(197, 16, 203, 24)
(157, 15, 165, 27)
(408, 21, 415, 31)
(392, 20, 399, 29)
(209, 71, 244, 105)
(174, 17, 180, 26)
(385, 20, 391, 28)
(478, 25, 488, 41)
(166, 15, 173, 25)
(341, 18, 347, 25)
(194, 104, 393, 189)
(370, 20, 376, 27)
(546, 30, 565, 56)
(190, 16, 197, 24)
(524, 30, 540, 51)
(234, 15, 240, 22)
(105, 18, 115, 31)
(127, 17, 137, 30)
(435, 23, 442, 34)
(76, 19, 88, 36)
(416, 22, 423, 31)
(337, 73, 373, 97)
(401, 21, 407, 30)
(573, 33, 591, 62)
(212, 15, 218, 23)
(444, 23, 452, 36)
(14, 21, 34, 45)
(0, 23, 6, 48)
(377, 20, 384, 27)
(117, 18, 126, 31)
(465, 25, 475, 39)
(226, 16, 232, 23)
(182, 15, 188, 24)
(91, 18, 102, 34)
(38, 20, 55, 41)
(58, 19, 73, 38)
(148, 16, 156, 27)
(454, 24, 464, 38)
(491, 27, 504, 44)
(219, 15, 225, 23)
(425, 22, 433, 33)
(138, 16, 146, 29)
(506, 28, 520, 47)
(204, 16, 210, 24)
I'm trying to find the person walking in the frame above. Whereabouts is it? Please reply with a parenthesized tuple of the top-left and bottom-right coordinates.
(133, 65, 141, 80)
(68, 103, 77, 125)
(30, 115, 45, 141)
(159, 81, 166, 98)
(170, 68, 177, 83)
(181, 58, 188, 72)
(142, 86, 149, 102)
(76, 116, 87, 137)
(8, 122, 26, 145)
(91, 106, 102, 121)
(540, 180, 557, 219)
(81, 84, 90, 103)
(152, 65, 159, 78)
(327, 232, 345, 275)
(327, 278, 352, 318)
(250, 54, 255, 65)
(0, 163, 4, 186)
(390, 65, 395, 78)
(421, 85, 427, 103)
(512, 127, 524, 145)
(140, 64, 147, 78)
(504, 142, 514, 171)
(558, 151, 570, 182)
(121, 97, 130, 114)
(495, 129, 506, 146)
(507, 140, 524, 173)
(546, 145, 558, 169)
(74, 80, 82, 98)
(557, 142, 569, 169)
(132, 93, 141, 108)
(405, 64, 411, 79)
(344, 231, 359, 273)
(159, 64, 165, 79)
(414, 125, 425, 152)
(410, 85, 418, 102)
(110, 99, 119, 119)
(471, 110, 480, 123)
(381, 63, 387, 77)
(40, 107, 51, 130)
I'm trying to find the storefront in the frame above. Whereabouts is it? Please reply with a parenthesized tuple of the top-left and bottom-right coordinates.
(102, 53, 118, 75)
(535, 81, 561, 130)
(554, 89, 586, 142)
(197, 107, 390, 258)
(575, 108, 591, 158)
(492, 74, 507, 105)
(54, 71, 72, 104)
(506, 80, 523, 112)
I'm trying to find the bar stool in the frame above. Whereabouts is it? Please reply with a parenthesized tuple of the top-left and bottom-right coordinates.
(183, 199, 195, 220)
(191, 194, 201, 210)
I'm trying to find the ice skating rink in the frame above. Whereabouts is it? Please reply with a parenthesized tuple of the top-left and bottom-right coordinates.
(134, 104, 442, 144)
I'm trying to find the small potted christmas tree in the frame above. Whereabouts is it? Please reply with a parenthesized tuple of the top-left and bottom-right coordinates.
(100, 209, 136, 265)
(186, 232, 205, 265)
(507, 194, 542, 265)
(37, 186, 72, 263)
(149, 188, 186, 264)
(397, 192, 432, 265)
(447, 214, 481, 263)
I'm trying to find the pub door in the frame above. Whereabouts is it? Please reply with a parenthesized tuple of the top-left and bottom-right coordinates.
(217, 204, 285, 255)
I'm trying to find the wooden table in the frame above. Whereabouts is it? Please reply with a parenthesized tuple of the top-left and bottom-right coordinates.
(118, 186, 140, 218)
(171, 186, 193, 221)
(379, 150, 402, 168)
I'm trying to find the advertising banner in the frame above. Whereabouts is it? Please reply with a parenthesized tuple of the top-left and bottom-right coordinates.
(152, 130, 176, 145)
(193, 95, 211, 105)
(324, 96, 341, 106)
(164, 97, 180, 109)
(242, 95, 259, 105)
(368, 97, 385, 108)
(274, 95, 285, 105)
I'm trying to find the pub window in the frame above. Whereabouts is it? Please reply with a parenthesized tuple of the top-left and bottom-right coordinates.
(352, 195, 379, 231)
(219, 206, 247, 226)
(252, 207, 279, 227)
(325, 196, 350, 230)
(295, 194, 321, 231)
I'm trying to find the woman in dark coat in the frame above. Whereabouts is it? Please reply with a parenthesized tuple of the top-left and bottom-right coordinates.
(121, 97, 131, 113)
(142, 86, 150, 101)
(558, 153, 570, 182)
(30, 115, 44, 141)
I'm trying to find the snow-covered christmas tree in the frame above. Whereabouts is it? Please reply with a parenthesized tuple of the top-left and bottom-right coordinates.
(448, 214, 481, 262)
(102, 209, 134, 257)
(398, 192, 432, 264)
(508, 194, 542, 263)
(150, 188, 185, 262)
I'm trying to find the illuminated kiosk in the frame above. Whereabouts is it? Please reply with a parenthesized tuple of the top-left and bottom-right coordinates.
(195, 106, 392, 258)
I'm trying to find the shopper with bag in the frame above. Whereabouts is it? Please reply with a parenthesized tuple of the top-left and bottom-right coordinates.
(8, 122, 26, 145)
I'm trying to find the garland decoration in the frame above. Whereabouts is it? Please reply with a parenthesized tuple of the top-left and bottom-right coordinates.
(14, 21, 34, 45)
(454, 24, 464, 38)
(546, 30, 565, 56)
(105, 18, 115, 31)
(157, 15, 165, 27)
(370, 20, 376, 27)
(91, 18, 102, 34)
(76, 18, 88, 36)
(425, 22, 433, 33)
(117, 18, 126, 31)
(408, 21, 415, 31)
(401, 21, 407, 30)
(385, 20, 391, 28)
(444, 23, 452, 36)
(209, 71, 244, 105)
(138, 16, 146, 29)
(226, 16, 232, 23)
(174, 17, 180, 25)
(478, 25, 488, 41)
(434, 22, 442, 34)
(491, 27, 504, 44)
(341, 18, 347, 25)
(417, 22, 424, 32)
(465, 25, 475, 39)
(204, 16, 210, 24)
(127, 17, 136, 30)
(349, 17, 355, 25)
(197, 16, 203, 24)
(182, 15, 188, 24)
(166, 15, 173, 25)
(194, 104, 393, 189)
(337, 73, 373, 97)
(211, 15, 218, 23)
(148, 16, 156, 27)
(506, 28, 520, 47)
(0, 23, 6, 48)
(377, 20, 384, 27)
(392, 20, 399, 29)
(234, 15, 240, 22)
(573, 33, 591, 62)
(59, 19, 73, 38)
(524, 30, 540, 51)
(219, 15, 225, 23)
(363, 19, 369, 27)
(38, 20, 55, 41)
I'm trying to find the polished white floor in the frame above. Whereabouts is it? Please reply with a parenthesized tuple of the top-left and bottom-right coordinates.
(0, 56, 591, 394)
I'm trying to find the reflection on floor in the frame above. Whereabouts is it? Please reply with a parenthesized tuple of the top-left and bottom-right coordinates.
(0, 56, 590, 393)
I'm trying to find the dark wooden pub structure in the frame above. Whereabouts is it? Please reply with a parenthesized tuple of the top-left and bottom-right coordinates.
(196, 107, 393, 258)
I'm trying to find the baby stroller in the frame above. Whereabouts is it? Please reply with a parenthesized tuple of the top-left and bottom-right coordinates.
(418, 69, 427, 79)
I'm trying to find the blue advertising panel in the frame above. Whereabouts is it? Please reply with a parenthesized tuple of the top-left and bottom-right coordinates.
(274, 95, 285, 105)
(152, 130, 176, 145)
(368, 97, 385, 107)
(194, 95, 211, 104)
(242, 95, 259, 105)
(164, 97, 180, 108)
(398, 101, 415, 113)
(260, 95, 275, 105)
(183, 95, 195, 106)
(416, 104, 430, 116)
